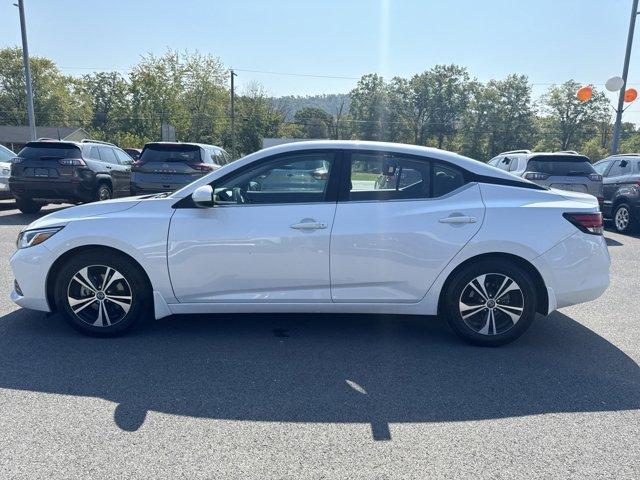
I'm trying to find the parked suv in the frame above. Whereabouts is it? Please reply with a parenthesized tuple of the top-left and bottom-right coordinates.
(130, 142, 230, 195)
(593, 154, 640, 233)
(9, 139, 134, 214)
(488, 150, 603, 204)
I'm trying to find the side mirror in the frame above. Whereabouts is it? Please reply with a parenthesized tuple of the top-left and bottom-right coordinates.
(192, 185, 214, 208)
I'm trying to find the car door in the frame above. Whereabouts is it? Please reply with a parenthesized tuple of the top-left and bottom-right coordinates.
(167, 150, 340, 303)
(113, 148, 133, 195)
(603, 159, 632, 215)
(97, 146, 125, 196)
(330, 151, 484, 302)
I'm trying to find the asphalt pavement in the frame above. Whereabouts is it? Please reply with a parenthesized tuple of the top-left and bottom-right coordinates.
(0, 200, 638, 479)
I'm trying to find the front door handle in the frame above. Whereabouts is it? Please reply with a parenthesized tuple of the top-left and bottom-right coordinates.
(290, 220, 327, 230)
(439, 215, 477, 224)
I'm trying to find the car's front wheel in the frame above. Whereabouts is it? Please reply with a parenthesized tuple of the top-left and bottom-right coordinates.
(54, 250, 150, 336)
(443, 259, 538, 347)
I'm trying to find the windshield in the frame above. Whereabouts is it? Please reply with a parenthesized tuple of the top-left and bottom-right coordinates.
(139, 144, 202, 163)
(526, 155, 595, 176)
(17, 143, 82, 160)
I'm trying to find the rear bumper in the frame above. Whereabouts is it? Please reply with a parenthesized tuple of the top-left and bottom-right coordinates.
(131, 179, 197, 195)
(532, 232, 610, 312)
(9, 177, 94, 202)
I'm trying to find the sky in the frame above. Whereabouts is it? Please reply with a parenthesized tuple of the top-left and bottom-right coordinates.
(2, 0, 640, 121)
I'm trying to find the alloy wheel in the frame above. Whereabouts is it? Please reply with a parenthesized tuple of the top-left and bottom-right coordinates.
(66, 265, 133, 327)
(615, 206, 630, 231)
(99, 187, 111, 201)
(458, 273, 524, 336)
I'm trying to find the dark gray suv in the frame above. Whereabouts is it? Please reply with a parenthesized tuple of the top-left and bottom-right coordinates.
(131, 142, 230, 195)
(593, 154, 640, 233)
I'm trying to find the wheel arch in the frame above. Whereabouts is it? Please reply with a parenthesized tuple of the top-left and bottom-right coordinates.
(46, 244, 153, 313)
(95, 174, 113, 188)
(437, 252, 549, 316)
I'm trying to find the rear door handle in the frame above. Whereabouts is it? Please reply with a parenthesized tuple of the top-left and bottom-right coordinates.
(439, 216, 477, 224)
(290, 220, 327, 230)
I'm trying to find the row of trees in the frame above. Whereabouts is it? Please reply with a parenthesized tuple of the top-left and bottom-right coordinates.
(1, 46, 639, 160)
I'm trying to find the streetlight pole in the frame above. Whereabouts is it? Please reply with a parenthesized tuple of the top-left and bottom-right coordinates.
(16, 0, 36, 141)
(230, 69, 237, 158)
(611, 0, 640, 155)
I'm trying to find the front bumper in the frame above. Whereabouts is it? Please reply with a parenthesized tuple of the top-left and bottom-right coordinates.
(532, 231, 610, 312)
(9, 243, 55, 312)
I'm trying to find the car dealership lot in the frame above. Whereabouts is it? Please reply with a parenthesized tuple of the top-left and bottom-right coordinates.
(0, 201, 638, 479)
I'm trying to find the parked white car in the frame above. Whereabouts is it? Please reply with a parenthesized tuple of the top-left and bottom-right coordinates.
(0, 144, 15, 199)
(10, 141, 610, 346)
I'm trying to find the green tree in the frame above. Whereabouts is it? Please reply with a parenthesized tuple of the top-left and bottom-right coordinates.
(538, 80, 610, 150)
(235, 83, 286, 155)
(293, 107, 333, 138)
(78, 71, 131, 141)
(0, 46, 89, 127)
(349, 74, 388, 141)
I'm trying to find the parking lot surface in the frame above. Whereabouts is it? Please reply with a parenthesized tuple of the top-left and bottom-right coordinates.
(0, 200, 638, 479)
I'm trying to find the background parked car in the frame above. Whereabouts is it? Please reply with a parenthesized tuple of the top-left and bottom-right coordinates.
(123, 147, 141, 160)
(0, 144, 15, 200)
(488, 150, 603, 205)
(130, 142, 230, 195)
(9, 139, 134, 214)
(593, 154, 640, 233)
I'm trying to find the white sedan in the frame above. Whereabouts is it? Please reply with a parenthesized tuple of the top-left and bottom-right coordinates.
(10, 141, 610, 346)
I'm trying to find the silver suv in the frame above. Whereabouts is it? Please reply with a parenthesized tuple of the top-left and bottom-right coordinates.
(488, 150, 603, 206)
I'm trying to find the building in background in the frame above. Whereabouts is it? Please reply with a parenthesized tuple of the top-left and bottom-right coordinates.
(0, 126, 90, 152)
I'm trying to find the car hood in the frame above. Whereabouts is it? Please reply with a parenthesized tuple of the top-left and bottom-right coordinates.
(23, 196, 147, 231)
(552, 188, 599, 207)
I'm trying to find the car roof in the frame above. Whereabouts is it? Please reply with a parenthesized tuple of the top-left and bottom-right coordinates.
(245, 140, 537, 185)
(144, 141, 225, 150)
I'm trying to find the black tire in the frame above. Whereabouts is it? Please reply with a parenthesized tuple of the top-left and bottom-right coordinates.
(613, 203, 637, 234)
(95, 183, 112, 202)
(53, 249, 151, 337)
(443, 259, 538, 347)
(15, 197, 43, 214)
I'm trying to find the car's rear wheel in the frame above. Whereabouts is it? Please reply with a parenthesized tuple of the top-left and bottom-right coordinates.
(15, 197, 43, 214)
(54, 250, 150, 336)
(95, 183, 112, 202)
(613, 203, 636, 233)
(444, 259, 538, 347)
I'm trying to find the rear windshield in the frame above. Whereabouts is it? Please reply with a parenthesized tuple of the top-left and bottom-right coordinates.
(526, 155, 595, 176)
(17, 143, 81, 160)
(140, 144, 202, 163)
(0, 146, 14, 162)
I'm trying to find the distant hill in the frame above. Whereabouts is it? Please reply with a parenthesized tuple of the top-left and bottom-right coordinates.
(271, 94, 350, 120)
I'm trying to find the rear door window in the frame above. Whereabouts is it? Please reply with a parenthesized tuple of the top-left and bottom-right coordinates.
(98, 147, 118, 165)
(526, 155, 595, 176)
(608, 159, 632, 177)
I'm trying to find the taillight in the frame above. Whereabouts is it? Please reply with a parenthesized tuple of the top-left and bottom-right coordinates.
(563, 212, 603, 235)
(58, 158, 86, 166)
(191, 163, 215, 172)
(523, 172, 549, 181)
(588, 173, 602, 181)
(131, 160, 145, 171)
(11, 157, 23, 164)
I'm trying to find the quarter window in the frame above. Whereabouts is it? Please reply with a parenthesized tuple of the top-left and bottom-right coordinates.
(213, 152, 334, 205)
(593, 161, 611, 176)
(433, 163, 465, 197)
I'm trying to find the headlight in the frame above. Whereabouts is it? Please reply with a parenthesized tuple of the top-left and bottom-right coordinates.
(16, 227, 63, 249)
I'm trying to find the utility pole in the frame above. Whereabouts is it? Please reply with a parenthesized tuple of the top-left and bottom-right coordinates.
(611, 0, 640, 155)
(230, 69, 237, 158)
(16, 0, 36, 141)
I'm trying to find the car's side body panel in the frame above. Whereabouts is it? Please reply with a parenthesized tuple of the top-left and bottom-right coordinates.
(330, 184, 484, 302)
